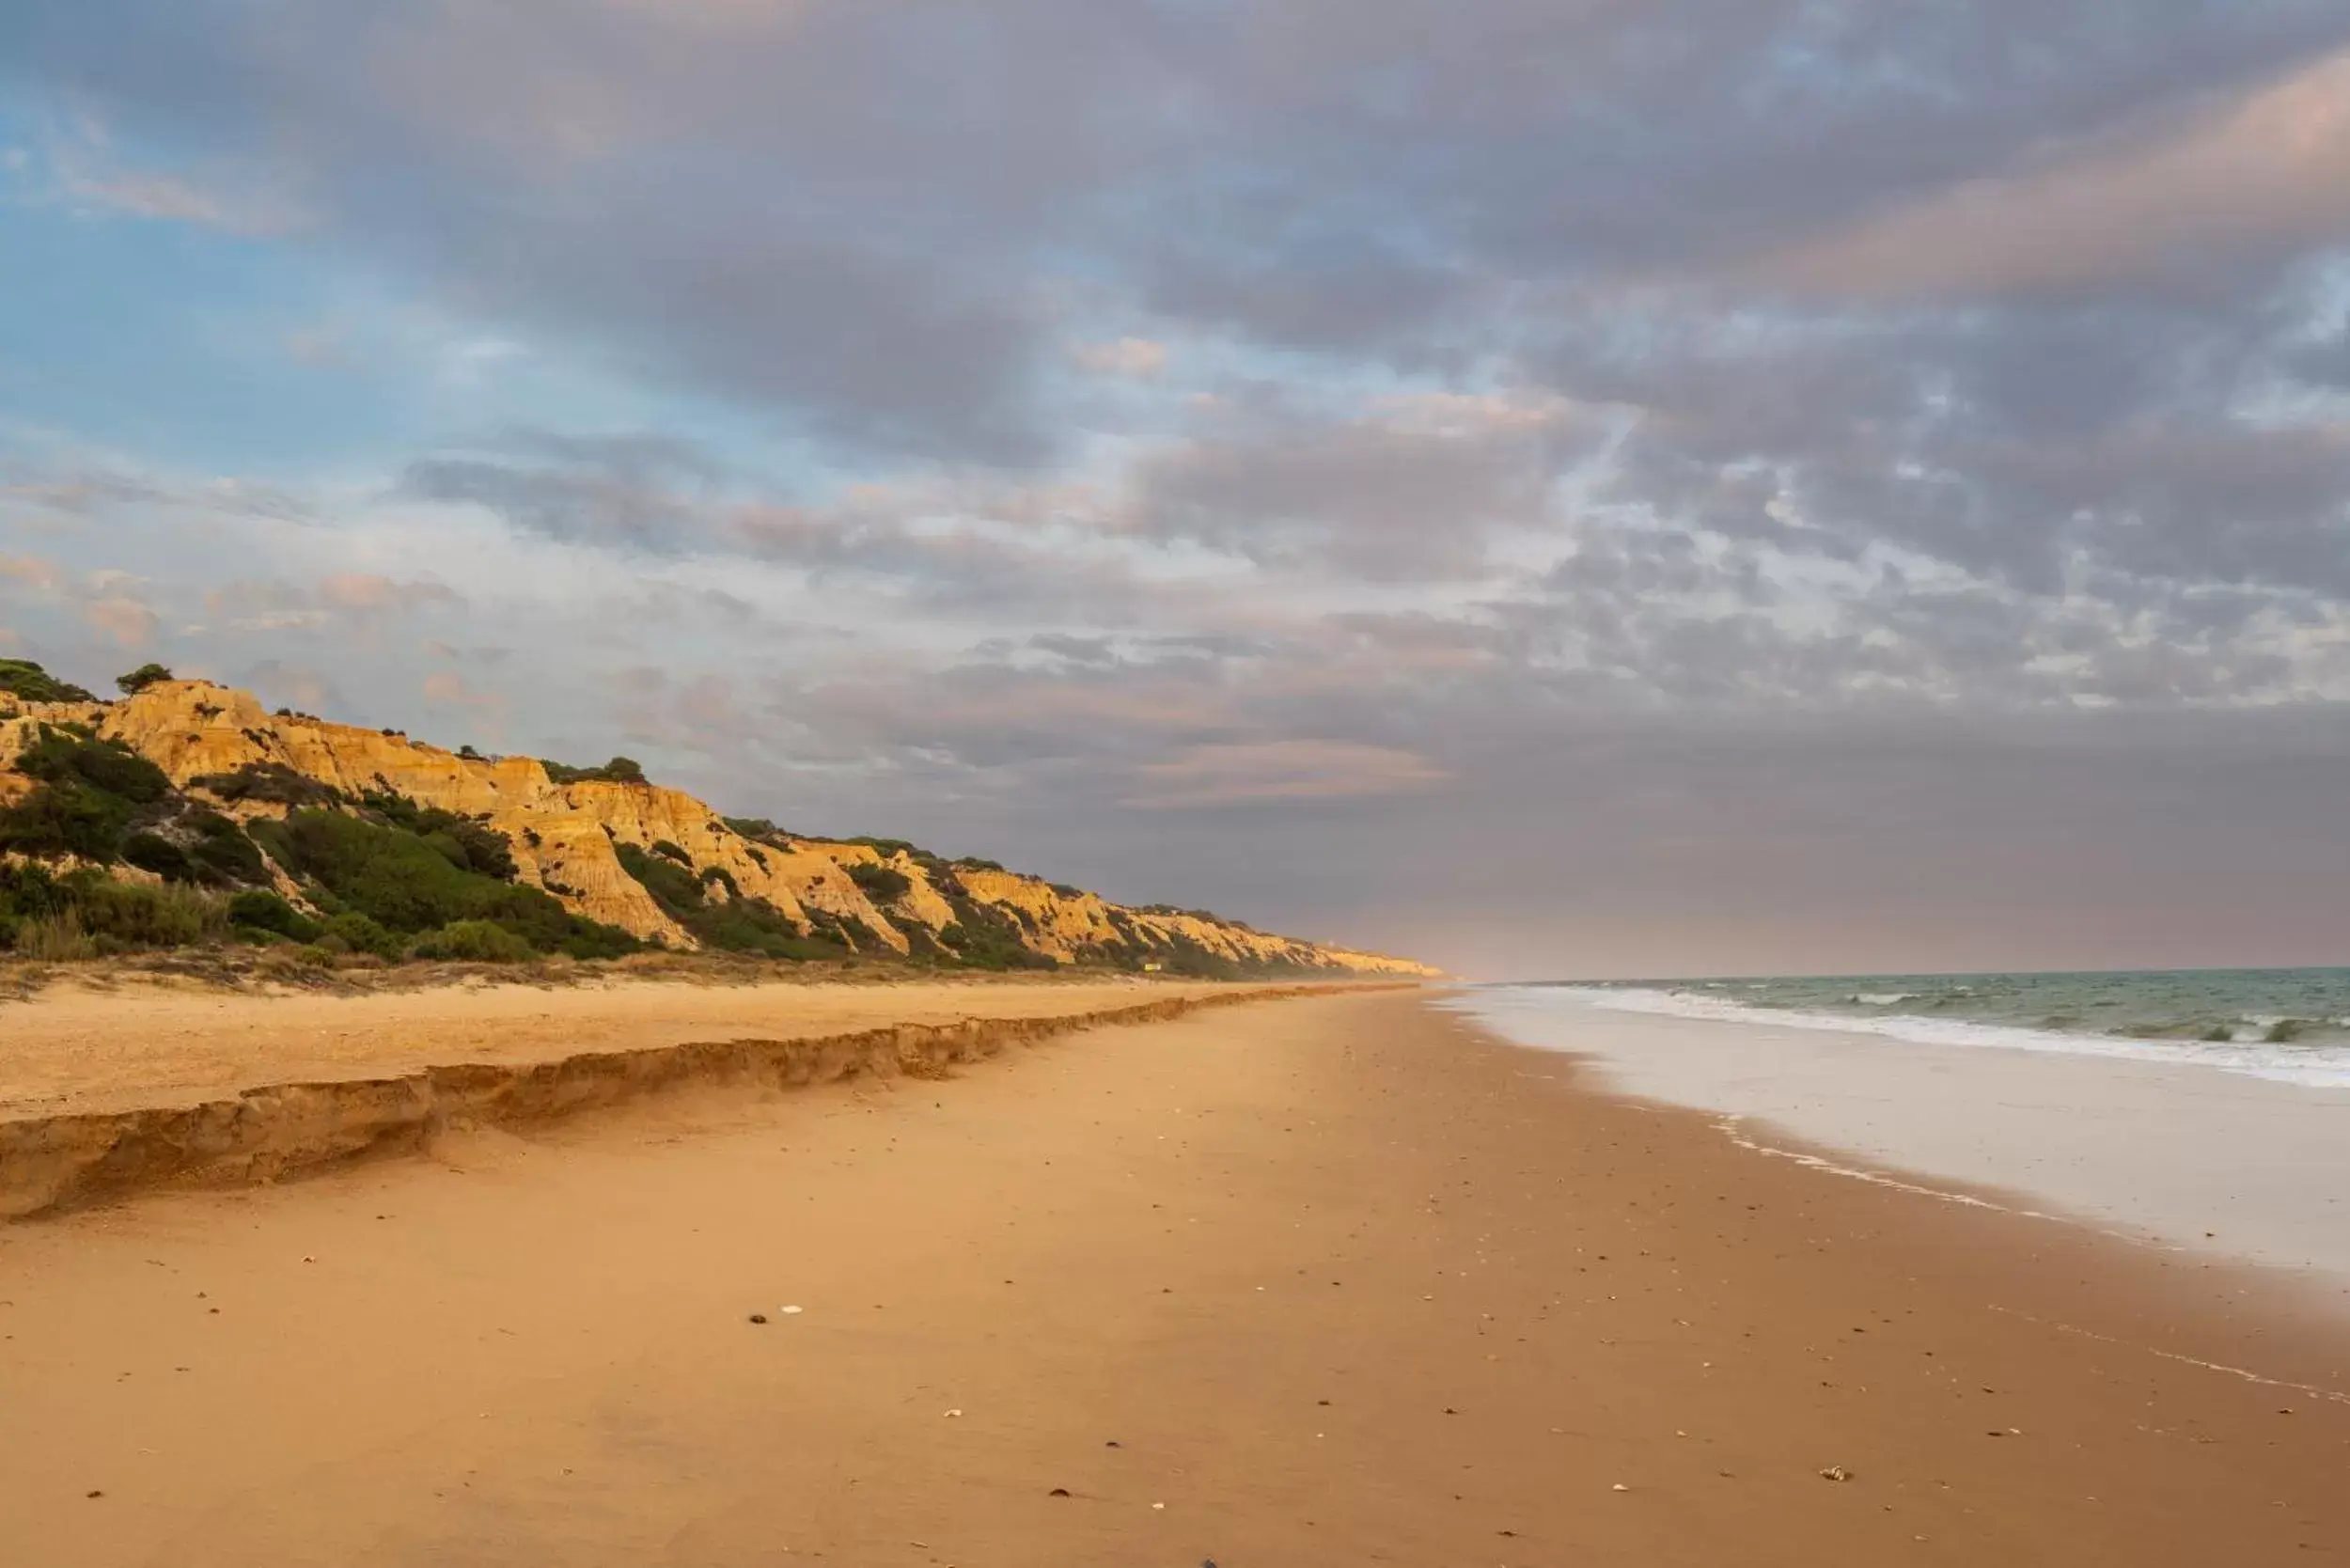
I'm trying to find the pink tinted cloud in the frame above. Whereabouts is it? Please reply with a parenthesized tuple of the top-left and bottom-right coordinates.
(84, 595, 160, 648)
(321, 573, 461, 613)
(0, 555, 62, 591)
(1761, 46, 2350, 297)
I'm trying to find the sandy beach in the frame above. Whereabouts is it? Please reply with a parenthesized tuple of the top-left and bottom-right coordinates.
(0, 973, 1249, 1121)
(5, 988, 2347, 1564)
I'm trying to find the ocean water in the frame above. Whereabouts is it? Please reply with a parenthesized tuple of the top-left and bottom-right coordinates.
(1540, 967, 2350, 1089)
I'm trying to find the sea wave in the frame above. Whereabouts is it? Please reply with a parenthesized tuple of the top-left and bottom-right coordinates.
(1510, 984, 2350, 1090)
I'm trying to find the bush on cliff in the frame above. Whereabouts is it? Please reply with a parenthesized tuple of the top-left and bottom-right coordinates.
(543, 756, 647, 786)
(0, 726, 174, 862)
(121, 831, 193, 881)
(227, 888, 321, 943)
(847, 861, 912, 903)
(615, 840, 846, 960)
(0, 659, 96, 704)
(185, 810, 268, 884)
(14, 727, 169, 802)
(115, 663, 175, 695)
(722, 816, 797, 845)
(249, 808, 635, 960)
(357, 789, 518, 880)
(929, 877, 1056, 971)
(192, 761, 344, 808)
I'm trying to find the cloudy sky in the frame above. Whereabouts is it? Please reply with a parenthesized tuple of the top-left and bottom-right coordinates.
(6, 2, 2350, 979)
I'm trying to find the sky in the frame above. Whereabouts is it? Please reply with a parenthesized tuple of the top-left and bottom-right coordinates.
(4, 2, 2350, 980)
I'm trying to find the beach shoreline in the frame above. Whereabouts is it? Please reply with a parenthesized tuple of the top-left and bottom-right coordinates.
(1454, 985, 2350, 1291)
(4, 990, 2345, 1563)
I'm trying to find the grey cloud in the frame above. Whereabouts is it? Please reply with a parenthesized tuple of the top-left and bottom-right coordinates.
(23, 0, 2350, 458)
(1132, 401, 1588, 576)
(397, 434, 720, 553)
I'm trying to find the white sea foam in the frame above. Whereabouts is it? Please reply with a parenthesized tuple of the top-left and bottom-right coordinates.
(1543, 984, 2350, 1089)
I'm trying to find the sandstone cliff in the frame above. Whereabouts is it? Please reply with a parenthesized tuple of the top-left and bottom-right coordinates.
(1, 677, 1436, 978)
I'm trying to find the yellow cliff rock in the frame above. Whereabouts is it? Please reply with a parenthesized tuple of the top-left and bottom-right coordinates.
(4, 677, 1438, 976)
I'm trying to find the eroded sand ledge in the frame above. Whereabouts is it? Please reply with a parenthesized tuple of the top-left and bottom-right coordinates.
(0, 981, 1389, 1218)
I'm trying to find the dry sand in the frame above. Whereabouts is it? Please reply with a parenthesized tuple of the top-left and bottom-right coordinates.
(0, 972, 1239, 1120)
(4, 991, 2347, 1565)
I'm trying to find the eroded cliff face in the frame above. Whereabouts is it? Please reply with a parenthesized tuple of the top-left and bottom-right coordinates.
(17, 679, 1436, 976)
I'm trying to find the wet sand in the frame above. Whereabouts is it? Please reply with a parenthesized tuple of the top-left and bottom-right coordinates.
(1455, 986, 2350, 1286)
(3, 991, 2346, 1565)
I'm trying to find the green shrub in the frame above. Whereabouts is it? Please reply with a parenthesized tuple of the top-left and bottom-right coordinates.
(555, 919, 640, 961)
(186, 811, 267, 884)
(0, 781, 135, 862)
(317, 911, 402, 959)
(617, 839, 702, 910)
(0, 860, 73, 922)
(932, 885, 1057, 971)
(409, 919, 536, 964)
(1156, 933, 1243, 980)
(848, 862, 912, 903)
(115, 663, 175, 695)
(358, 790, 518, 880)
(192, 762, 343, 808)
(121, 831, 195, 881)
(615, 840, 842, 959)
(260, 808, 634, 959)
(13, 726, 171, 804)
(72, 880, 228, 949)
(227, 889, 321, 942)
(650, 839, 691, 866)
(543, 756, 647, 786)
(0, 727, 179, 865)
(420, 829, 472, 871)
(845, 836, 930, 858)
(0, 659, 96, 704)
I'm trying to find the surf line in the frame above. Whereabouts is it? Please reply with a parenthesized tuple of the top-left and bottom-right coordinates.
(1718, 1116, 2350, 1404)
(1712, 1115, 2188, 1251)
(1985, 1305, 2350, 1408)
(1716, 1115, 2026, 1215)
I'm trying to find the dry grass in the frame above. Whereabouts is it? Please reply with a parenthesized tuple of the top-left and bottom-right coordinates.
(10, 913, 100, 964)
